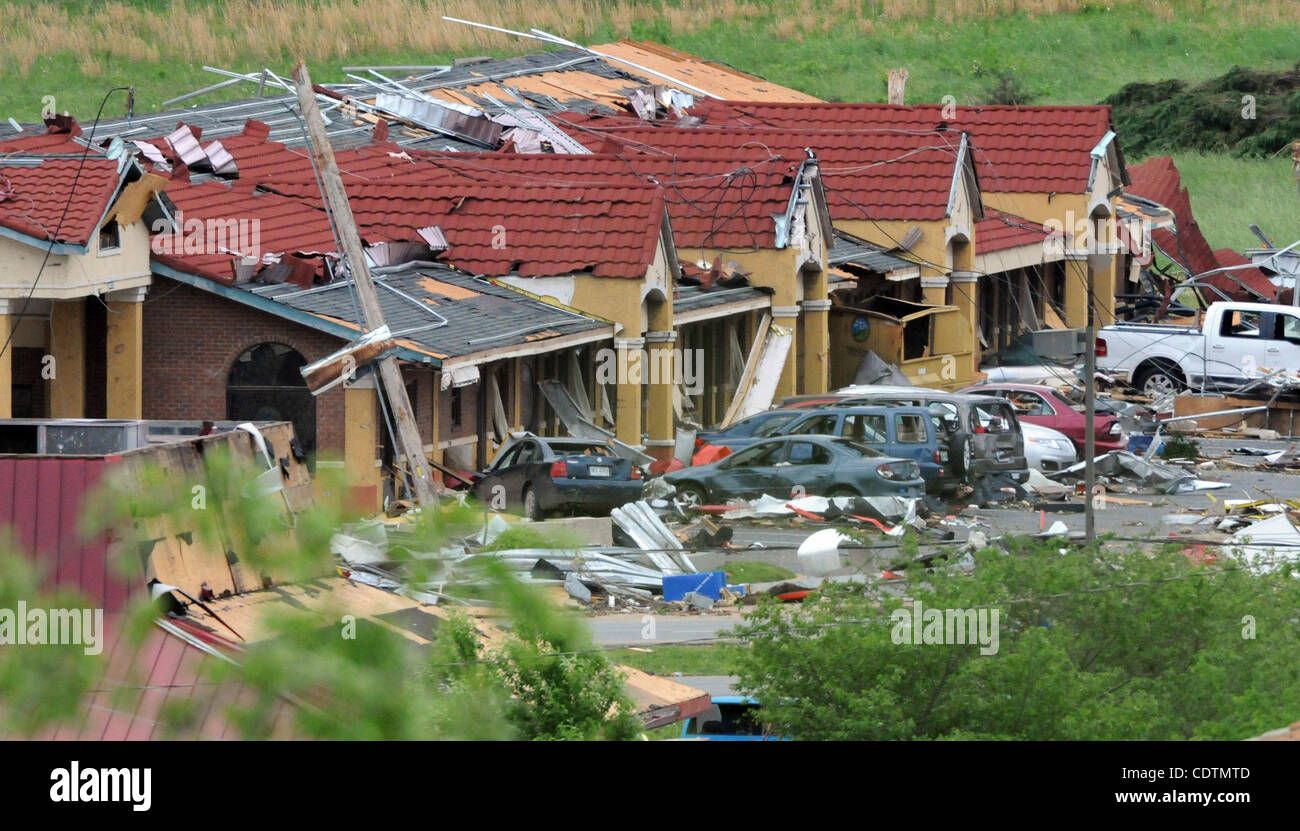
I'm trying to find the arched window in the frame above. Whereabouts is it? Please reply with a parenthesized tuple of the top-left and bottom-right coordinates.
(226, 342, 316, 453)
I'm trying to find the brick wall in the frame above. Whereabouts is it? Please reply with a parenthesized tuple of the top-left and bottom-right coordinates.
(142, 278, 348, 454)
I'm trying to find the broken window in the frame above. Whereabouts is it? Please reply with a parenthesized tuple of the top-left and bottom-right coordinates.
(98, 219, 120, 253)
(1220, 309, 1263, 339)
(226, 342, 316, 454)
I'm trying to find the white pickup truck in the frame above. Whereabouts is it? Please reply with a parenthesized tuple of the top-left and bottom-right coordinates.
(1096, 301, 1300, 396)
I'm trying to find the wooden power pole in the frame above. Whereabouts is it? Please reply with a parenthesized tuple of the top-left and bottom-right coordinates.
(1084, 252, 1111, 545)
(292, 63, 438, 507)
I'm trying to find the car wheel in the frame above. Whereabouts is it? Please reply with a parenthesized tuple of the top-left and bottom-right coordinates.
(675, 482, 708, 509)
(827, 486, 858, 499)
(1134, 361, 1184, 398)
(523, 487, 544, 521)
(950, 435, 972, 476)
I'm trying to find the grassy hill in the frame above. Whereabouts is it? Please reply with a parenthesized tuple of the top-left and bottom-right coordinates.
(3, 0, 1297, 249)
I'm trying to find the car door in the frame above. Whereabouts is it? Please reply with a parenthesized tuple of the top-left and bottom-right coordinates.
(889, 410, 937, 474)
(476, 443, 522, 507)
(1210, 307, 1264, 384)
(771, 439, 834, 497)
(709, 441, 788, 499)
(1263, 309, 1300, 377)
(968, 399, 1025, 467)
(517, 439, 549, 492)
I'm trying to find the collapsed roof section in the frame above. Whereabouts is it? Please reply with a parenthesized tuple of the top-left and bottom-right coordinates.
(145, 125, 672, 286)
(249, 263, 615, 367)
(1126, 155, 1277, 302)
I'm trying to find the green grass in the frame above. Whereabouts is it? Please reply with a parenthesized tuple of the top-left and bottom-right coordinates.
(607, 644, 742, 675)
(7, 2, 1300, 118)
(5, 1, 1294, 249)
(725, 561, 796, 583)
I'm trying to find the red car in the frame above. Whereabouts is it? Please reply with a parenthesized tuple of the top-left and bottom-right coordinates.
(958, 383, 1125, 455)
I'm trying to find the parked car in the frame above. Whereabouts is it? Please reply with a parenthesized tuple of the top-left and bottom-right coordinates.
(472, 434, 642, 520)
(707, 405, 953, 492)
(958, 382, 1125, 455)
(827, 386, 1031, 483)
(1096, 300, 1300, 396)
(1022, 422, 1078, 472)
(664, 435, 924, 506)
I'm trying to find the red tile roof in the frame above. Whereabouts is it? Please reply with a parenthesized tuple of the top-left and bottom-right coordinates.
(552, 112, 964, 222)
(687, 100, 1114, 194)
(325, 150, 802, 250)
(976, 208, 1052, 254)
(1127, 156, 1277, 301)
(344, 178, 666, 279)
(0, 132, 124, 246)
(152, 180, 338, 284)
(153, 134, 669, 282)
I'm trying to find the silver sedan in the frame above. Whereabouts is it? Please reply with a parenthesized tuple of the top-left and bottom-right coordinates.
(1022, 422, 1077, 472)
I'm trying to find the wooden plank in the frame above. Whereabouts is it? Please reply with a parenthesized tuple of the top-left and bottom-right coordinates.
(719, 312, 771, 428)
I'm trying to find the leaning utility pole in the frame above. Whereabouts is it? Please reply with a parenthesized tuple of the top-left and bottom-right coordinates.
(1084, 251, 1109, 544)
(292, 62, 438, 507)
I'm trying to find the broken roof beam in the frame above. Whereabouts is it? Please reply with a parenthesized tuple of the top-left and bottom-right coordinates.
(441, 16, 722, 99)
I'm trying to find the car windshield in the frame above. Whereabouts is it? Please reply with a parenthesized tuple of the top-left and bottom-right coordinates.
(830, 439, 884, 457)
(752, 412, 800, 437)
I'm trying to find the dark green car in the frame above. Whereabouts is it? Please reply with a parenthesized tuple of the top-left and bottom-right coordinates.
(663, 435, 923, 507)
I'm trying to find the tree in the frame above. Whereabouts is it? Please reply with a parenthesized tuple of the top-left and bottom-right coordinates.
(733, 536, 1300, 740)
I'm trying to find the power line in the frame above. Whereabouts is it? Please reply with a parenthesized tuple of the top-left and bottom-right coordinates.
(0, 86, 133, 364)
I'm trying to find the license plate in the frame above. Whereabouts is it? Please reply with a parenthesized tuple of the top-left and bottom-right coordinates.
(589, 466, 611, 477)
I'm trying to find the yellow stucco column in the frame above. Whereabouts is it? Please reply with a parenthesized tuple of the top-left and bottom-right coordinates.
(921, 275, 948, 307)
(644, 330, 676, 461)
(771, 306, 800, 402)
(799, 299, 830, 394)
(49, 299, 85, 418)
(0, 303, 12, 418)
(106, 289, 145, 419)
(345, 383, 381, 513)
(1060, 249, 1083, 330)
(949, 272, 980, 377)
(614, 337, 643, 448)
